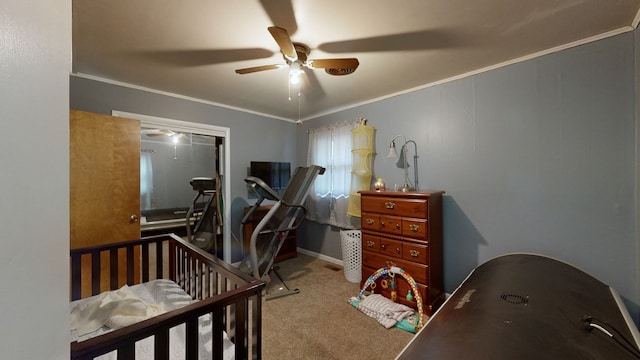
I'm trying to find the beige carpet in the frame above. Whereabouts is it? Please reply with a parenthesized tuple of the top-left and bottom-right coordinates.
(262, 253, 416, 360)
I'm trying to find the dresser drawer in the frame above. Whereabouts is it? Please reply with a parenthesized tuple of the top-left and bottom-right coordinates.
(361, 213, 380, 231)
(379, 215, 402, 235)
(402, 218, 427, 239)
(362, 234, 380, 252)
(362, 251, 428, 284)
(403, 242, 428, 263)
(361, 196, 428, 218)
(380, 238, 403, 259)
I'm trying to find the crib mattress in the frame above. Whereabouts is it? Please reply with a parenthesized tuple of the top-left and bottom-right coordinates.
(70, 279, 234, 360)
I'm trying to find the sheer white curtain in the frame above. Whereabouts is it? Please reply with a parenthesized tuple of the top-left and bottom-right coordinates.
(140, 150, 154, 209)
(306, 120, 359, 228)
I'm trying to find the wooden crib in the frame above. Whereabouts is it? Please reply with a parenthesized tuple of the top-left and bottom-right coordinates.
(70, 233, 265, 359)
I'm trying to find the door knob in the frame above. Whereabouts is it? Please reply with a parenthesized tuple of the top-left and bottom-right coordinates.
(130, 214, 139, 223)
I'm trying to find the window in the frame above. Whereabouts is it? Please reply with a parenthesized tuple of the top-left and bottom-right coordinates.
(306, 120, 359, 228)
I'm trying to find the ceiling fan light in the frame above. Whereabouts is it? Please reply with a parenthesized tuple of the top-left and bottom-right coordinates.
(289, 63, 303, 85)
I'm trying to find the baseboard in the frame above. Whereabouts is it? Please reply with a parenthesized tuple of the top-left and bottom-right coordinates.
(297, 247, 344, 267)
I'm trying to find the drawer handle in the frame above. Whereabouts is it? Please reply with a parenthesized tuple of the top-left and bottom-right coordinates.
(395, 223, 400, 229)
(367, 240, 375, 247)
(409, 249, 420, 257)
(384, 201, 396, 209)
(409, 224, 420, 232)
(366, 218, 375, 225)
(395, 247, 401, 254)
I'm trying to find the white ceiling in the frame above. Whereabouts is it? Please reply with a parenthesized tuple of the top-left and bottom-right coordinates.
(72, 0, 640, 121)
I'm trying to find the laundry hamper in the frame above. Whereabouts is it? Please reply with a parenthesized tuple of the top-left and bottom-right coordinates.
(340, 230, 362, 283)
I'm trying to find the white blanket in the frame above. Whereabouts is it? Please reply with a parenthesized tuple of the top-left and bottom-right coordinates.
(70, 279, 234, 360)
(70, 284, 169, 336)
(355, 294, 415, 329)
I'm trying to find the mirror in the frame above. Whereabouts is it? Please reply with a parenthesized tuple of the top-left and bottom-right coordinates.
(139, 129, 219, 224)
(112, 110, 232, 262)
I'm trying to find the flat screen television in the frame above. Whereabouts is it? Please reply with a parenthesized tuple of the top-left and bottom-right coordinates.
(250, 161, 291, 190)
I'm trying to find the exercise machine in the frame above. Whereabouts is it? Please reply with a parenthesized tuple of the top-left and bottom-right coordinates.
(239, 165, 325, 300)
(186, 177, 219, 255)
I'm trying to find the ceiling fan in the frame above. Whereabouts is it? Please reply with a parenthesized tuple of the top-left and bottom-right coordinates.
(235, 26, 360, 81)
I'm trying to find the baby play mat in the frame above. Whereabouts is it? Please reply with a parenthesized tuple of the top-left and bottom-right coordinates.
(349, 265, 424, 333)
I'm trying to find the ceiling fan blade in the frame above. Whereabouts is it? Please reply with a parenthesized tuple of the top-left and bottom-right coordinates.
(308, 58, 360, 70)
(268, 26, 297, 61)
(235, 64, 286, 74)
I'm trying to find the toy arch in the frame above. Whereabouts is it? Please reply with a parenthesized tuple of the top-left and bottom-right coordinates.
(358, 265, 424, 330)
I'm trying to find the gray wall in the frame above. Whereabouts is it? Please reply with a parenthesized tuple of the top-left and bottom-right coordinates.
(297, 32, 639, 321)
(70, 76, 298, 261)
(1, 1, 71, 359)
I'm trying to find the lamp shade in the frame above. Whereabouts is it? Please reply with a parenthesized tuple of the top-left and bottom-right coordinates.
(395, 146, 409, 169)
(387, 144, 398, 158)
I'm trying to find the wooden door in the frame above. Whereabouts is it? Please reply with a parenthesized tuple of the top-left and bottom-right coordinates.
(70, 109, 141, 297)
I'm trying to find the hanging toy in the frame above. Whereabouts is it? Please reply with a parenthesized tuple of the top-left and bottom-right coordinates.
(369, 282, 376, 294)
(406, 290, 414, 302)
(390, 272, 397, 302)
(381, 278, 389, 289)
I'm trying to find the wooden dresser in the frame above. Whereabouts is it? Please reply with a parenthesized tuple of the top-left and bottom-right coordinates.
(359, 190, 445, 315)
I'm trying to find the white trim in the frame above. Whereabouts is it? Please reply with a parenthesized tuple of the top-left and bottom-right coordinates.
(296, 247, 343, 266)
(633, 8, 640, 29)
(111, 110, 233, 263)
(72, 72, 294, 123)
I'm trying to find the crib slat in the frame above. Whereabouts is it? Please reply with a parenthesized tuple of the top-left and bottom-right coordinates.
(253, 294, 263, 359)
(181, 248, 187, 288)
(234, 299, 248, 360)
(198, 262, 204, 300)
(91, 252, 101, 296)
(204, 264, 211, 297)
(191, 257, 197, 297)
(110, 248, 119, 289)
(186, 318, 198, 360)
(211, 305, 225, 360)
(156, 239, 163, 279)
(70, 253, 81, 301)
(154, 328, 170, 360)
(214, 270, 220, 297)
(116, 342, 135, 360)
(126, 245, 135, 285)
(141, 242, 149, 282)
(168, 239, 176, 282)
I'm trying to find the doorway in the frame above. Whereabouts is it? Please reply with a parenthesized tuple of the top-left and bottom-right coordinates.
(112, 110, 232, 262)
